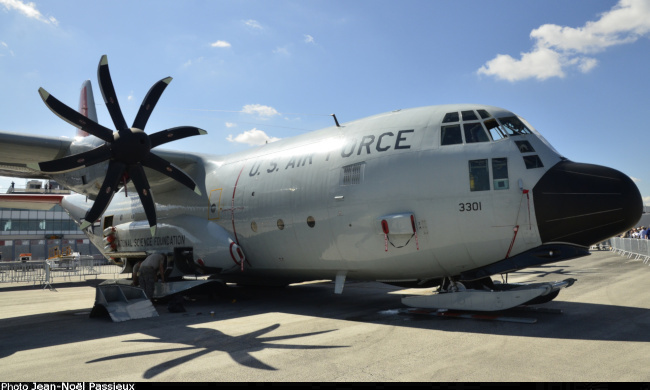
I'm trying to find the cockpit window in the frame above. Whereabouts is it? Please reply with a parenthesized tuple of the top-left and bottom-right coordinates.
(469, 159, 490, 191)
(515, 140, 535, 153)
(461, 110, 478, 121)
(441, 111, 533, 146)
(484, 119, 506, 141)
(441, 124, 462, 145)
(477, 109, 491, 119)
(497, 116, 531, 135)
(492, 158, 509, 190)
(442, 112, 459, 123)
(523, 155, 544, 169)
(463, 123, 489, 143)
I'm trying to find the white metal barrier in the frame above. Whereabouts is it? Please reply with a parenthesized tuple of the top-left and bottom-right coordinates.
(0, 259, 123, 286)
(610, 237, 650, 264)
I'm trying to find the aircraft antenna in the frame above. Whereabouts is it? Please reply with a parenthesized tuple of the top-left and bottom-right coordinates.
(331, 114, 341, 127)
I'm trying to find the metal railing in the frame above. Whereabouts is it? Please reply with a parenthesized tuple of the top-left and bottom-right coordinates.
(610, 237, 650, 264)
(0, 258, 123, 285)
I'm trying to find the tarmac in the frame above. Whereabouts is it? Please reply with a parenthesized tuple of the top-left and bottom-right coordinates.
(1, 249, 649, 382)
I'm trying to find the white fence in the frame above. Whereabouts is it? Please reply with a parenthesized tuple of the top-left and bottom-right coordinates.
(0, 258, 123, 285)
(610, 237, 650, 264)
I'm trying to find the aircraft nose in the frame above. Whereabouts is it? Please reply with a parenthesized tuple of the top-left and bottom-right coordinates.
(533, 160, 642, 247)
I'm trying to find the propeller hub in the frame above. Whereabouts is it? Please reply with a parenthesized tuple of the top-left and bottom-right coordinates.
(112, 128, 151, 164)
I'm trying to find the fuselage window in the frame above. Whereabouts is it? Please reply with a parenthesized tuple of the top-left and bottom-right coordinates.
(492, 158, 509, 190)
(477, 109, 491, 119)
(523, 155, 544, 169)
(441, 124, 463, 145)
(515, 140, 535, 153)
(484, 119, 506, 141)
(497, 116, 532, 135)
(463, 122, 490, 144)
(442, 112, 459, 123)
(469, 159, 490, 191)
(461, 110, 478, 121)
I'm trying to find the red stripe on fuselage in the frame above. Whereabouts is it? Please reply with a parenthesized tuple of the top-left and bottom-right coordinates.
(231, 165, 245, 245)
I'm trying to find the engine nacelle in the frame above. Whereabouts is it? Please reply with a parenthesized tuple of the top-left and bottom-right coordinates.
(111, 215, 243, 275)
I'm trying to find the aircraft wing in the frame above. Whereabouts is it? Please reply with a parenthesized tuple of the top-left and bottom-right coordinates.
(0, 129, 206, 196)
(0, 131, 72, 179)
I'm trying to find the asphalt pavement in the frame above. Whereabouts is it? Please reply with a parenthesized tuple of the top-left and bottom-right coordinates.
(0, 249, 649, 382)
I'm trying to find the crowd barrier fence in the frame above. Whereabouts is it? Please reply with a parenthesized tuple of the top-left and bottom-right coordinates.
(0, 258, 123, 285)
(610, 237, 650, 264)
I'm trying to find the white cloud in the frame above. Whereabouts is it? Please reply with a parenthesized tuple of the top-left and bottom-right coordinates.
(0, 0, 58, 25)
(478, 47, 565, 82)
(182, 57, 204, 68)
(211, 40, 231, 48)
(304, 34, 315, 44)
(227, 128, 280, 146)
(127, 91, 134, 101)
(244, 19, 262, 30)
(225, 122, 237, 128)
(273, 46, 290, 56)
(242, 104, 279, 118)
(478, 0, 650, 82)
(0, 41, 14, 57)
(631, 176, 641, 182)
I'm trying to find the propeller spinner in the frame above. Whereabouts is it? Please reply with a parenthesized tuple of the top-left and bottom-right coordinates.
(35, 55, 206, 236)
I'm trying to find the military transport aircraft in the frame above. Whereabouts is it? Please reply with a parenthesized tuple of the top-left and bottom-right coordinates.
(0, 55, 642, 311)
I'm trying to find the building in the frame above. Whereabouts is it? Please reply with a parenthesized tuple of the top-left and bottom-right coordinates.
(0, 179, 101, 261)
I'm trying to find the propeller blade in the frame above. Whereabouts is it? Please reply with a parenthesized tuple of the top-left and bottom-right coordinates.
(132, 77, 172, 131)
(35, 144, 111, 173)
(38, 88, 114, 142)
(141, 152, 202, 195)
(80, 161, 125, 230)
(149, 126, 207, 148)
(97, 55, 128, 132)
(128, 164, 157, 235)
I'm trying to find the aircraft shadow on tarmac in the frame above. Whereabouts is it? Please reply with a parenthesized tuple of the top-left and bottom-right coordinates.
(2, 277, 650, 378)
(87, 323, 346, 378)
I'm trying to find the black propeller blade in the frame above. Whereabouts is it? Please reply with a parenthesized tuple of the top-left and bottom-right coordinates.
(38, 88, 114, 142)
(82, 160, 125, 230)
(37, 55, 207, 235)
(132, 77, 172, 131)
(34, 144, 111, 174)
(127, 164, 157, 235)
(149, 126, 208, 148)
(142, 153, 202, 195)
(97, 55, 128, 133)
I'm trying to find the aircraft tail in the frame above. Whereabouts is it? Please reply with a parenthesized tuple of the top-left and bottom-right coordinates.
(77, 80, 98, 137)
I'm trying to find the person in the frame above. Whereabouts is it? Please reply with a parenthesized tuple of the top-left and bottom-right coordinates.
(139, 253, 166, 300)
(131, 260, 143, 287)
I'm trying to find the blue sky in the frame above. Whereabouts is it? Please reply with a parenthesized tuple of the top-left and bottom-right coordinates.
(1, 0, 650, 203)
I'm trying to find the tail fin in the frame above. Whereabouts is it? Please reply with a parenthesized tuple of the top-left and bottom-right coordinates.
(77, 80, 98, 137)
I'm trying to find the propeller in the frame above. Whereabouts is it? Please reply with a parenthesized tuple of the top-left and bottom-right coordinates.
(35, 55, 206, 236)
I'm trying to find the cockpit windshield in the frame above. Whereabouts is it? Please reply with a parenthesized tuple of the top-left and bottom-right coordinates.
(497, 116, 531, 136)
(440, 109, 533, 146)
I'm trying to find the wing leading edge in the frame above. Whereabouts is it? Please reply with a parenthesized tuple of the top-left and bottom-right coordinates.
(0, 131, 71, 179)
